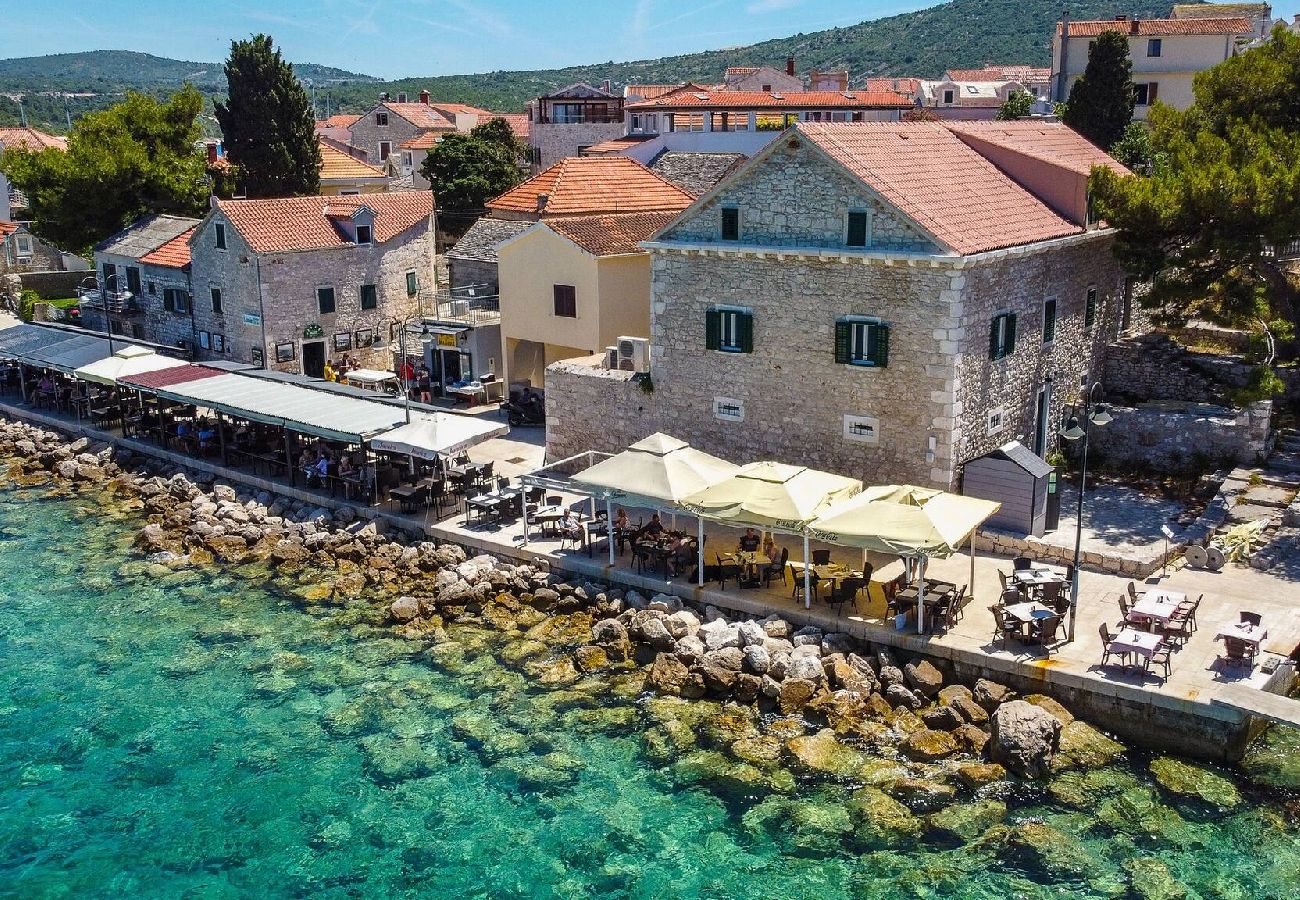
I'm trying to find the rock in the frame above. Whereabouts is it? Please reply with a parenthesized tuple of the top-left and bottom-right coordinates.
(777, 679, 817, 714)
(903, 660, 944, 697)
(790, 643, 822, 659)
(639, 615, 677, 651)
(760, 674, 782, 699)
(821, 632, 856, 656)
(731, 734, 784, 767)
(389, 596, 420, 622)
(1003, 821, 1097, 880)
(736, 619, 766, 646)
(920, 705, 964, 731)
(847, 788, 922, 848)
(1054, 720, 1125, 770)
(900, 728, 957, 761)
(889, 777, 957, 813)
(973, 678, 1015, 712)
(1023, 693, 1075, 726)
(592, 618, 628, 646)
(937, 684, 973, 706)
(733, 673, 761, 704)
(1124, 856, 1188, 900)
(537, 656, 579, 686)
(828, 657, 875, 694)
(952, 724, 991, 755)
(573, 645, 609, 672)
(761, 617, 792, 639)
(699, 664, 738, 695)
(649, 653, 691, 696)
(878, 665, 905, 688)
(703, 646, 744, 672)
(785, 655, 825, 684)
(792, 625, 823, 646)
(949, 694, 989, 725)
(1149, 757, 1242, 809)
(955, 762, 1006, 790)
(884, 683, 922, 710)
(989, 700, 1062, 779)
(699, 618, 741, 650)
(667, 609, 701, 636)
(742, 644, 771, 675)
(674, 634, 705, 665)
(785, 728, 868, 777)
(928, 799, 1007, 842)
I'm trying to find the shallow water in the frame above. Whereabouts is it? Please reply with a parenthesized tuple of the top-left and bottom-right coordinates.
(0, 486, 1297, 898)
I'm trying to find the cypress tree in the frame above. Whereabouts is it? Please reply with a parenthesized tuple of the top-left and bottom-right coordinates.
(214, 34, 321, 198)
(1062, 30, 1135, 150)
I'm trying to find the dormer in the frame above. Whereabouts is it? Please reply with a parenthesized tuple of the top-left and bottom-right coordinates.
(325, 203, 376, 244)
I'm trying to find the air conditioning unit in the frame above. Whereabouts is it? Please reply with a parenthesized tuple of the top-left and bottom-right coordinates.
(604, 346, 619, 370)
(617, 336, 650, 373)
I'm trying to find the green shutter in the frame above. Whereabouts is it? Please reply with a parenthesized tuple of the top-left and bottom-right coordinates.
(846, 212, 868, 247)
(737, 312, 754, 353)
(705, 309, 721, 350)
(874, 324, 890, 368)
(834, 321, 851, 364)
(1006, 313, 1017, 355)
(1043, 300, 1056, 343)
(1085, 288, 1097, 327)
(989, 316, 1001, 360)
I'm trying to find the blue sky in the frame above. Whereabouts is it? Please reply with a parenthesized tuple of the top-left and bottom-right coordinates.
(7, 1, 1299, 79)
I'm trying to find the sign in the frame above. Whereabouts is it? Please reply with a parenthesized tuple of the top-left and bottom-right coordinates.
(1160, 525, 1176, 540)
(303, 323, 324, 339)
(437, 333, 458, 348)
(243, 313, 262, 327)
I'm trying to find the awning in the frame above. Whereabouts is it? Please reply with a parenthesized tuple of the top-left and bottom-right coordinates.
(572, 432, 738, 508)
(0, 324, 117, 373)
(807, 484, 1002, 558)
(74, 344, 189, 386)
(680, 460, 863, 533)
(369, 413, 508, 460)
(343, 368, 397, 387)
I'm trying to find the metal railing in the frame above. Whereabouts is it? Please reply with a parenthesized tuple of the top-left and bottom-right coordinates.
(428, 288, 500, 326)
(76, 285, 138, 314)
(1263, 239, 1300, 260)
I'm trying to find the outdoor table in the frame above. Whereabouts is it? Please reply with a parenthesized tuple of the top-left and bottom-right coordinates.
(1003, 601, 1056, 633)
(446, 383, 485, 406)
(1014, 569, 1066, 586)
(1131, 593, 1183, 630)
(389, 484, 425, 514)
(1215, 622, 1268, 647)
(532, 505, 566, 538)
(1108, 627, 1164, 662)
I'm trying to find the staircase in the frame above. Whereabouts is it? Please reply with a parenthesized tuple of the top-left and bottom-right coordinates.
(1244, 427, 1300, 573)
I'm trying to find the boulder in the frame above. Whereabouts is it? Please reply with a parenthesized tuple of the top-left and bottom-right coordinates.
(952, 724, 991, 755)
(761, 617, 792, 639)
(937, 684, 973, 706)
(736, 619, 766, 647)
(573, 645, 609, 672)
(847, 788, 922, 848)
(649, 653, 692, 696)
(920, 705, 964, 732)
(674, 634, 706, 665)
(955, 762, 1006, 790)
(828, 657, 875, 694)
(821, 632, 856, 656)
(884, 683, 922, 710)
(1124, 856, 1189, 900)
(973, 678, 1015, 712)
(928, 799, 1006, 843)
(785, 655, 825, 684)
(903, 660, 944, 697)
(389, 596, 420, 622)
(1054, 720, 1125, 770)
(592, 618, 629, 646)
(640, 616, 677, 651)
(742, 644, 771, 675)
(1148, 757, 1242, 809)
(792, 625, 823, 647)
(1023, 693, 1075, 726)
(900, 728, 957, 762)
(785, 728, 868, 777)
(949, 694, 989, 725)
(878, 665, 905, 689)
(699, 618, 741, 651)
(777, 678, 817, 714)
(989, 700, 1061, 779)
(703, 647, 744, 672)
(667, 609, 701, 636)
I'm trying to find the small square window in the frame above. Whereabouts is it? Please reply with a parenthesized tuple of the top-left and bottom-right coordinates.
(376, 112, 389, 126)
(553, 284, 576, 318)
(215, 223, 226, 250)
(987, 407, 1006, 435)
(715, 309, 751, 352)
(360, 284, 377, 310)
(210, 288, 222, 314)
(837, 318, 889, 367)
(317, 287, 336, 315)
(1147, 38, 1162, 58)
(713, 396, 745, 422)
(355, 224, 372, 244)
(843, 414, 880, 444)
(720, 207, 740, 241)
(943, 89, 955, 104)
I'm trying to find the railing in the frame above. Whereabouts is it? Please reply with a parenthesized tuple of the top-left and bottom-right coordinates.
(1262, 239, 1300, 260)
(429, 290, 500, 326)
(76, 285, 139, 314)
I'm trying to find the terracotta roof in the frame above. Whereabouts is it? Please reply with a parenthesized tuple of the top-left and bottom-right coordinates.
(215, 191, 433, 254)
(943, 121, 1130, 178)
(0, 221, 18, 238)
(97, 213, 201, 258)
(384, 102, 455, 130)
(1056, 17, 1252, 37)
(399, 132, 440, 150)
(625, 83, 689, 100)
(120, 364, 225, 391)
(864, 77, 923, 94)
(581, 135, 655, 154)
(544, 212, 680, 256)
(491, 113, 529, 141)
(445, 216, 533, 263)
(797, 122, 1080, 255)
(429, 102, 493, 119)
(316, 114, 361, 130)
(648, 151, 747, 197)
(626, 90, 913, 111)
(0, 127, 67, 152)
(319, 140, 386, 180)
(486, 156, 694, 217)
(139, 226, 197, 268)
(944, 66, 1051, 83)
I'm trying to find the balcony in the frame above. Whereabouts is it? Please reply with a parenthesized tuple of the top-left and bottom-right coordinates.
(429, 287, 500, 327)
(76, 285, 140, 315)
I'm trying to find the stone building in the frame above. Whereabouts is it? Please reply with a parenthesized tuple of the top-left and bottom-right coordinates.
(0, 221, 84, 276)
(347, 93, 491, 167)
(186, 192, 435, 375)
(544, 121, 1133, 491)
(86, 214, 202, 344)
(526, 83, 626, 173)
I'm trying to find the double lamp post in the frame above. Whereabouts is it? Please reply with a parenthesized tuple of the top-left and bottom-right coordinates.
(1057, 380, 1112, 642)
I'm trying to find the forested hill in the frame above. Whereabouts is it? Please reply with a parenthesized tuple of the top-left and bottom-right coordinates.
(0, 0, 1182, 132)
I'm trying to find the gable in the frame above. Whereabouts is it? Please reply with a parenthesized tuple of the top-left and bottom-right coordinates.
(658, 137, 940, 254)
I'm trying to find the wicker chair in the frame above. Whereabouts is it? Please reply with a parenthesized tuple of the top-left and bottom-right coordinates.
(1098, 624, 1130, 666)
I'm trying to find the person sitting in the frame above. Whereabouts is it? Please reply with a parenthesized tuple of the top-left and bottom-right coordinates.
(196, 420, 217, 453)
(308, 453, 330, 487)
(614, 508, 630, 531)
(666, 536, 695, 578)
(323, 361, 337, 383)
(558, 509, 583, 545)
(640, 513, 665, 539)
(35, 374, 55, 407)
(738, 527, 761, 553)
(338, 456, 356, 479)
(762, 537, 784, 582)
(172, 420, 195, 453)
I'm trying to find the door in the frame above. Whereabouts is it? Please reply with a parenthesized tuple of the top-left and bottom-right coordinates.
(125, 266, 141, 297)
(439, 348, 462, 385)
(302, 341, 326, 378)
(1033, 383, 1052, 458)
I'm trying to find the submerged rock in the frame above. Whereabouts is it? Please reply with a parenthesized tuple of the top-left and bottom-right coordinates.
(847, 787, 923, 848)
(927, 799, 1007, 842)
(785, 729, 869, 778)
(900, 728, 957, 762)
(1149, 757, 1242, 810)
(1124, 856, 1188, 900)
(1054, 720, 1125, 770)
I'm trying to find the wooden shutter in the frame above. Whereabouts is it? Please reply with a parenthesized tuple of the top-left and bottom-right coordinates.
(1006, 313, 1017, 355)
(1148, 81, 1158, 104)
(874, 324, 890, 368)
(1043, 300, 1056, 343)
(989, 316, 1001, 360)
(1085, 288, 1097, 327)
(705, 309, 721, 350)
(834, 321, 851, 363)
(737, 312, 754, 353)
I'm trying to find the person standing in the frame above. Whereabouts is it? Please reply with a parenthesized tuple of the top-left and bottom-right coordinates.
(417, 364, 432, 404)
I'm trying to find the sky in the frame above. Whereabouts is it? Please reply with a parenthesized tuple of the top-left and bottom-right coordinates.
(6, 1, 1300, 79)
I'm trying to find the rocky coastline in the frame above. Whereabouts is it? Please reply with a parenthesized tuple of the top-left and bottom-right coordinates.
(1, 414, 1289, 894)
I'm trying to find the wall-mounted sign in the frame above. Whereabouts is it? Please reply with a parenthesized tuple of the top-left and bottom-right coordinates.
(437, 333, 458, 348)
(243, 313, 262, 327)
(303, 323, 324, 339)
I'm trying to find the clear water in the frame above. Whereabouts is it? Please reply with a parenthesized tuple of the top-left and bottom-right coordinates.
(0, 484, 1297, 899)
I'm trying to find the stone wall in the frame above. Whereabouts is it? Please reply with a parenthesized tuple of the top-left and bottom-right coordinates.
(1102, 333, 1226, 405)
(347, 109, 421, 167)
(544, 355, 659, 461)
(1, 234, 64, 275)
(18, 270, 87, 300)
(529, 122, 625, 172)
(1086, 401, 1273, 471)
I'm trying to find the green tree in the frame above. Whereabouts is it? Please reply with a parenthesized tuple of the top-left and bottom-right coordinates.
(996, 90, 1034, 120)
(1108, 121, 1164, 173)
(1062, 30, 1135, 149)
(0, 86, 209, 255)
(420, 116, 525, 224)
(1092, 26, 1300, 356)
(214, 34, 320, 198)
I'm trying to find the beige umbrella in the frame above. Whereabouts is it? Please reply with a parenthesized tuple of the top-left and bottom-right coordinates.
(74, 344, 187, 386)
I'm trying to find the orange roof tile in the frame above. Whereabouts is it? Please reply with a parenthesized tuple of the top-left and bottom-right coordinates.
(0, 127, 67, 152)
(543, 212, 680, 256)
(399, 132, 441, 150)
(215, 191, 433, 254)
(491, 113, 529, 141)
(1057, 16, 1252, 37)
(316, 114, 361, 130)
(626, 90, 913, 111)
(384, 102, 456, 130)
(797, 122, 1080, 255)
(624, 83, 690, 100)
(429, 102, 494, 119)
(139, 226, 197, 268)
(0, 221, 19, 238)
(581, 135, 655, 154)
(943, 120, 1130, 178)
(944, 66, 1051, 83)
(319, 140, 386, 180)
(486, 156, 695, 218)
(864, 77, 923, 94)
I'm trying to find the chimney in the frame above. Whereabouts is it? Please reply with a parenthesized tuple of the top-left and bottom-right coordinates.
(786, 55, 796, 76)
(1132, 19, 1140, 34)
(601, 79, 612, 94)
(420, 89, 430, 105)
(536, 193, 549, 214)
(380, 91, 390, 102)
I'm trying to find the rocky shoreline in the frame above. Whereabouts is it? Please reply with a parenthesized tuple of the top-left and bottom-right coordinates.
(1, 414, 1284, 889)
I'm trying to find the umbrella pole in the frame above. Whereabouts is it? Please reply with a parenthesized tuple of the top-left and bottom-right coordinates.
(697, 517, 704, 588)
(803, 533, 811, 610)
(671, 510, 677, 531)
(607, 499, 615, 566)
(969, 536, 976, 603)
(917, 555, 927, 634)
(521, 486, 530, 545)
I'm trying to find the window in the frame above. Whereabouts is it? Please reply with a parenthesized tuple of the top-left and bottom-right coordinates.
(1134, 82, 1159, 106)
(317, 287, 336, 315)
(275, 342, 295, 363)
(360, 284, 377, 310)
(355, 224, 373, 244)
(376, 112, 389, 126)
(989, 312, 1017, 360)
(1042, 298, 1057, 344)
(705, 307, 753, 353)
(1147, 38, 1162, 57)
(162, 288, 189, 314)
(987, 407, 1006, 435)
(713, 397, 745, 422)
(846, 210, 870, 248)
(553, 284, 577, 318)
(125, 266, 141, 296)
(843, 414, 880, 444)
(14, 234, 32, 258)
(210, 288, 222, 314)
(720, 207, 740, 241)
(761, 83, 772, 92)
(943, 89, 955, 104)
(198, 331, 210, 350)
(401, 151, 413, 169)
(834, 318, 890, 367)
(1085, 286, 1098, 329)
(406, 271, 418, 295)
(215, 223, 226, 250)
(147, 282, 156, 295)
(379, 141, 392, 160)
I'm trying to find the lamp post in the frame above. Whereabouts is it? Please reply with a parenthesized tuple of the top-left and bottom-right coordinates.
(1057, 381, 1112, 642)
(79, 273, 117, 355)
(395, 315, 431, 424)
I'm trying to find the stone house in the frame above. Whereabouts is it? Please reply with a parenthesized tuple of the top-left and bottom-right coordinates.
(0, 221, 84, 276)
(544, 120, 1133, 491)
(526, 83, 626, 173)
(723, 61, 803, 93)
(347, 92, 491, 168)
(186, 192, 435, 375)
(86, 214, 202, 344)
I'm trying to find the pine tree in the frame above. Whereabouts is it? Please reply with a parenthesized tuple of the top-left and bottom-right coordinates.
(420, 117, 524, 232)
(996, 90, 1034, 120)
(214, 34, 321, 198)
(1062, 30, 1135, 149)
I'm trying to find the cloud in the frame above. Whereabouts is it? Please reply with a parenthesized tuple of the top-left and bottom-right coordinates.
(746, 0, 807, 13)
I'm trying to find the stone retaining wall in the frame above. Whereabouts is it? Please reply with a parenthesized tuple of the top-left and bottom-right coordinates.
(19, 270, 87, 300)
(1103, 332, 1300, 409)
(1087, 401, 1273, 471)
(544, 355, 659, 462)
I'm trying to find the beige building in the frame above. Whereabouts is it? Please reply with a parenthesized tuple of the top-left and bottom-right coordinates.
(318, 139, 388, 196)
(1051, 15, 1253, 117)
(497, 212, 676, 389)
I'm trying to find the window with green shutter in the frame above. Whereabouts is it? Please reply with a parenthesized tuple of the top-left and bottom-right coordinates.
(708, 307, 752, 352)
(406, 271, 418, 295)
(1085, 286, 1098, 328)
(836, 318, 889, 367)
(317, 287, 336, 315)
(1043, 298, 1057, 344)
(720, 207, 740, 241)
(846, 210, 869, 248)
(360, 284, 378, 310)
(990, 312, 1017, 360)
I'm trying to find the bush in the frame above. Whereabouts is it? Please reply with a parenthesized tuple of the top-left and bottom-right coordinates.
(1231, 366, 1285, 405)
(17, 289, 41, 322)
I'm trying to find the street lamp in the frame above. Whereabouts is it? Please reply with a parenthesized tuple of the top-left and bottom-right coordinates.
(78, 273, 117, 354)
(395, 315, 431, 424)
(1057, 381, 1112, 642)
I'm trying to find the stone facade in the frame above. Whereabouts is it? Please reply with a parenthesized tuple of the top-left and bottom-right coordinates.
(530, 122, 625, 173)
(348, 106, 424, 167)
(0, 228, 66, 275)
(1087, 401, 1273, 470)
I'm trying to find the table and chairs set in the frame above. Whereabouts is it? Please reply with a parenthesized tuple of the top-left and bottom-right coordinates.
(990, 558, 1071, 653)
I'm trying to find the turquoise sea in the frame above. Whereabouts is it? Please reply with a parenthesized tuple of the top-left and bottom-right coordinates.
(0, 483, 1297, 899)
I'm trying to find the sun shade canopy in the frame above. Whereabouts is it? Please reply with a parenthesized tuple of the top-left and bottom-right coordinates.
(807, 484, 1002, 557)
(681, 460, 863, 532)
(572, 432, 740, 507)
(0, 324, 126, 374)
(74, 344, 189, 386)
(369, 413, 508, 460)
